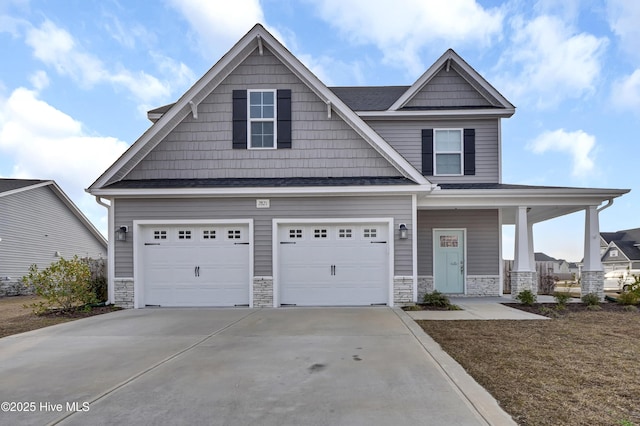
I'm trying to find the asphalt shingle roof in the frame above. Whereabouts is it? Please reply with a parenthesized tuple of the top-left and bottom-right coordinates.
(106, 177, 417, 189)
(0, 178, 47, 194)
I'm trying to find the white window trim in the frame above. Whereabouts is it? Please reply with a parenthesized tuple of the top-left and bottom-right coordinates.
(433, 128, 464, 176)
(247, 89, 277, 150)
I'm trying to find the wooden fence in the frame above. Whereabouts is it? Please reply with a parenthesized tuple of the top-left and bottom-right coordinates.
(503, 260, 577, 294)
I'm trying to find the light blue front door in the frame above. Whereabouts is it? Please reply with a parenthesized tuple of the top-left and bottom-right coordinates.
(434, 230, 465, 293)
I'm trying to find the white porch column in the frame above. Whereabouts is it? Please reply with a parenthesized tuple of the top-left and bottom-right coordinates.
(582, 206, 604, 300)
(511, 206, 536, 297)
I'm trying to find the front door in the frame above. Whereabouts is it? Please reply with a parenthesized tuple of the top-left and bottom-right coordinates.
(434, 229, 465, 293)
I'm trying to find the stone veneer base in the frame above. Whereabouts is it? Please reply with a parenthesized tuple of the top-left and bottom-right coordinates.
(581, 271, 605, 301)
(253, 277, 273, 307)
(510, 271, 537, 298)
(114, 278, 134, 309)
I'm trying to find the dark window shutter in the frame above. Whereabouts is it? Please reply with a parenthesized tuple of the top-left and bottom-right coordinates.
(421, 129, 434, 176)
(277, 89, 292, 149)
(463, 128, 475, 175)
(232, 90, 247, 149)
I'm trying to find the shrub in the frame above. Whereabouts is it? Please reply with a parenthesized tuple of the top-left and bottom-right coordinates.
(623, 305, 638, 312)
(581, 293, 601, 307)
(516, 290, 537, 306)
(553, 292, 571, 310)
(422, 290, 450, 307)
(22, 256, 98, 314)
(617, 291, 639, 306)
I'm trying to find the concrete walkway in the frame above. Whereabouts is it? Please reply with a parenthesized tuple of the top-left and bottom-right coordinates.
(406, 296, 549, 320)
(0, 307, 515, 426)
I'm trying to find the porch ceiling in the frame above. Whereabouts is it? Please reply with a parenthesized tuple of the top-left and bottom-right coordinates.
(418, 185, 630, 225)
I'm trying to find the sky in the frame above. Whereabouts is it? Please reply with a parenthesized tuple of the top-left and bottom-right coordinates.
(0, 0, 638, 262)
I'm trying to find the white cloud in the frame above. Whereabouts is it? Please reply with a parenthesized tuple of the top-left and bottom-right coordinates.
(310, 0, 504, 77)
(167, 0, 266, 60)
(495, 15, 608, 108)
(611, 69, 640, 112)
(0, 87, 129, 234)
(607, 0, 640, 60)
(528, 129, 596, 178)
(29, 70, 49, 91)
(23, 20, 193, 106)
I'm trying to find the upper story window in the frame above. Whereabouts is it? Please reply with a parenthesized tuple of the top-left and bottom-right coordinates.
(609, 249, 619, 257)
(248, 90, 276, 149)
(434, 129, 463, 175)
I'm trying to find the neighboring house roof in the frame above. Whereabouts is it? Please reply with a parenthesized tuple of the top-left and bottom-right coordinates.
(1, 179, 107, 248)
(601, 228, 640, 261)
(89, 24, 430, 192)
(535, 252, 558, 262)
(0, 178, 48, 194)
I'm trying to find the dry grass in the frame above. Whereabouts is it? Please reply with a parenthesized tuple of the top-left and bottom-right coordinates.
(418, 312, 640, 426)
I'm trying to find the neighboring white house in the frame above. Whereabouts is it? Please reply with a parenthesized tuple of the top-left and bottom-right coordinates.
(87, 24, 629, 308)
(0, 179, 107, 296)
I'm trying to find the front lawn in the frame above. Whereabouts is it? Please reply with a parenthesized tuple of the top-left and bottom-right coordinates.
(418, 310, 640, 426)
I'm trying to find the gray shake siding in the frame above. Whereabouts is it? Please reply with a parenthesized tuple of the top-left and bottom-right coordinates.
(404, 66, 493, 108)
(417, 209, 499, 276)
(0, 186, 106, 295)
(114, 195, 413, 277)
(367, 119, 499, 183)
(124, 48, 400, 180)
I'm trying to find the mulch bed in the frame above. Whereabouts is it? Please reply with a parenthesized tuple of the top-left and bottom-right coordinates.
(504, 302, 637, 316)
(39, 305, 123, 318)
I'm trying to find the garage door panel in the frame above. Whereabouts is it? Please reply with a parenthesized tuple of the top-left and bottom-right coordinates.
(142, 224, 250, 307)
(278, 223, 389, 306)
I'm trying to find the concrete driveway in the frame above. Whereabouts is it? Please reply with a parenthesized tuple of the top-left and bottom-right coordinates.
(0, 307, 513, 425)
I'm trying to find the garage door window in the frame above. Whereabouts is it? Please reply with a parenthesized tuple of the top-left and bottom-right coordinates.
(154, 230, 167, 240)
(363, 228, 377, 238)
(203, 230, 216, 239)
(178, 230, 192, 240)
(289, 229, 303, 239)
(338, 228, 352, 238)
(314, 229, 328, 238)
(228, 229, 242, 239)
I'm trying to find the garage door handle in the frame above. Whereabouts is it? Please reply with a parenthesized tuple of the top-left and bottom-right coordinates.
(144, 243, 161, 246)
(280, 242, 296, 245)
(370, 241, 387, 244)
(234, 242, 250, 245)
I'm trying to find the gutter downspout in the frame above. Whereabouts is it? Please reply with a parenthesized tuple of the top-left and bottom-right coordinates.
(597, 198, 614, 213)
(95, 196, 114, 305)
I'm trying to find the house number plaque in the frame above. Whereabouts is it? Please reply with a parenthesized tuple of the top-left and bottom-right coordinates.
(256, 199, 270, 208)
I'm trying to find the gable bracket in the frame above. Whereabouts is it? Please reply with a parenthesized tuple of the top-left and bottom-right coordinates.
(326, 100, 332, 118)
(188, 101, 198, 119)
(257, 35, 263, 56)
(445, 58, 451, 72)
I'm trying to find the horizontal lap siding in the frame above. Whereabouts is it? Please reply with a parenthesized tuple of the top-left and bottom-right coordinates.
(124, 48, 399, 180)
(0, 187, 106, 283)
(114, 196, 412, 277)
(417, 209, 499, 275)
(368, 118, 499, 183)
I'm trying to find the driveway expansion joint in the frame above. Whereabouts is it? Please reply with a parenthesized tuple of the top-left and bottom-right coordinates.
(47, 308, 262, 426)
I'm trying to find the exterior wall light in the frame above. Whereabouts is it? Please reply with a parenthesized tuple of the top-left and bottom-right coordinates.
(399, 223, 408, 240)
(116, 226, 128, 242)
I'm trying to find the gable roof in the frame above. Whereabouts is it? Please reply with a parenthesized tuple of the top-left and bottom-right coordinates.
(534, 252, 558, 262)
(389, 49, 515, 115)
(1, 179, 107, 247)
(89, 24, 430, 192)
(601, 228, 640, 261)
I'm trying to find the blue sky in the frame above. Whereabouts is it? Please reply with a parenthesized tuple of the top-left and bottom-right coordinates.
(1, 0, 638, 262)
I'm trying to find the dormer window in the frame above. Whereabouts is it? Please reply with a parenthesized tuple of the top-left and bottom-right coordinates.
(610, 249, 618, 257)
(248, 90, 276, 148)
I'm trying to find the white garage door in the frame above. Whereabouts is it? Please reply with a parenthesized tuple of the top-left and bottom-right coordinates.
(142, 224, 250, 307)
(278, 223, 389, 306)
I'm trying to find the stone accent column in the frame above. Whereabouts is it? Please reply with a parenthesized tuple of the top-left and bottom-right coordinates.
(114, 278, 134, 309)
(511, 206, 536, 298)
(581, 206, 604, 300)
(393, 276, 413, 305)
(417, 276, 434, 302)
(581, 271, 605, 300)
(253, 277, 273, 307)
(511, 271, 537, 296)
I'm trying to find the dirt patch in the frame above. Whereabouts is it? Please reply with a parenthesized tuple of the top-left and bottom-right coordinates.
(0, 295, 121, 339)
(418, 310, 640, 426)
